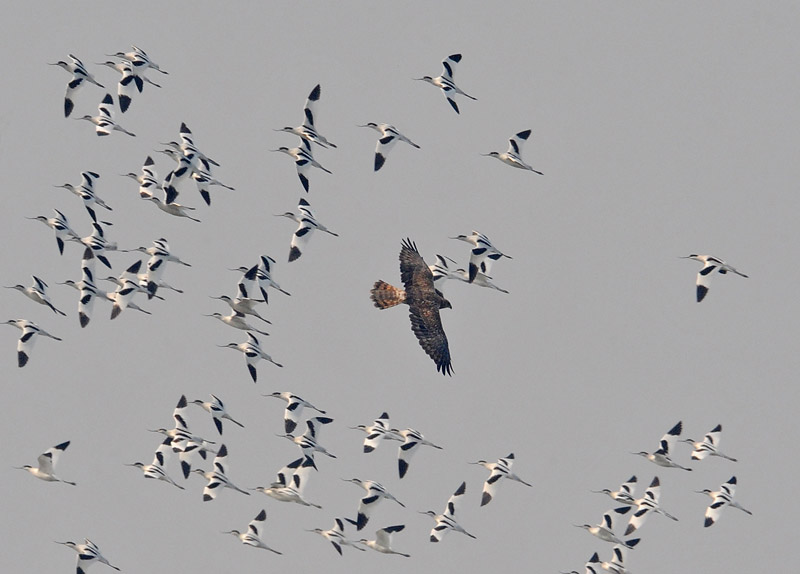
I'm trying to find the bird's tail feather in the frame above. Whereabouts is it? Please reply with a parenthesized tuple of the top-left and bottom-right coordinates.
(370, 280, 405, 309)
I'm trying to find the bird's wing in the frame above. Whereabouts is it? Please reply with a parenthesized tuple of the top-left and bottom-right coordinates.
(444, 481, 467, 517)
(248, 509, 267, 537)
(507, 129, 531, 155)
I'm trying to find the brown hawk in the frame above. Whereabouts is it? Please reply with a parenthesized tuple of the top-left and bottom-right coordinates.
(370, 239, 453, 376)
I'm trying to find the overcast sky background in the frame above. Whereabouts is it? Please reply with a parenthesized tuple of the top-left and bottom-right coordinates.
(2, 2, 797, 573)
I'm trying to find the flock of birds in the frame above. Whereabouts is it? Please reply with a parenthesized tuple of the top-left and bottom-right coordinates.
(6, 44, 753, 573)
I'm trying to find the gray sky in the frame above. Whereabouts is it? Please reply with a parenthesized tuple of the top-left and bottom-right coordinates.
(2, 2, 797, 573)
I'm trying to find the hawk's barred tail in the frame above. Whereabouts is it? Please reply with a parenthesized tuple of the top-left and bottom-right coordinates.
(370, 280, 406, 309)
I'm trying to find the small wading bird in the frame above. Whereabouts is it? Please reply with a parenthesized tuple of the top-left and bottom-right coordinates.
(307, 518, 366, 556)
(358, 525, 410, 557)
(279, 416, 336, 461)
(275, 84, 336, 148)
(108, 45, 168, 75)
(193, 443, 250, 501)
(681, 254, 748, 302)
(210, 295, 269, 324)
(483, 129, 543, 174)
(55, 539, 120, 574)
(264, 391, 327, 434)
(96, 59, 160, 113)
(560, 552, 602, 574)
(574, 508, 638, 547)
(15, 440, 75, 485)
(633, 420, 692, 471)
(271, 139, 332, 192)
(190, 394, 245, 435)
(219, 334, 284, 385)
(624, 476, 678, 536)
(451, 231, 512, 284)
(592, 476, 638, 507)
(276, 197, 338, 262)
(49, 54, 104, 117)
(54, 170, 112, 224)
(125, 437, 184, 489)
(350, 412, 398, 453)
(343, 478, 405, 530)
(6, 276, 66, 315)
(224, 509, 282, 554)
(370, 239, 453, 376)
(415, 53, 476, 114)
(696, 476, 752, 527)
(28, 209, 79, 255)
(4, 319, 62, 367)
(598, 542, 639, 574)
(358, 122, 420, 171)
(469, 453, 532, 506)
(680, 423, 737, 462)
(122, 156, 160, 199)
(149, 394, 218, 479)
(421, 481, 476, 542)
(77, 93, 136, 136)
(392, 427, 443, 479)
(251, 455, 321, 508)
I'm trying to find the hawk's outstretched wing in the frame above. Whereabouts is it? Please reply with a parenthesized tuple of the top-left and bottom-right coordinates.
(399, 239, 452, 375)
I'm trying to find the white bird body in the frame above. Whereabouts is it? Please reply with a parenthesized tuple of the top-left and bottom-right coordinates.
(451, 230, 512, 283)
(190, 394, 244, 435)
(697, 475, 752, 527)
(207, 311, 270, 336)
(16, 440, 75, 485)
(680, 423, 737, 462)
(271, 139, 332, 192)
(56, 538, 120, 574)
(682, 254, 748, 302)
(359, 525, 410, 557)
(125, 437, 184, 489)
(50, 54, 104, 117)
(575, 508, 638, 547)
(454, 267, 509, 293)
(593, 475, 638, 507)
(233, 255, 291, 302)
(211, 295, 269, 324)
(224, 509, 281, 554)
(280, 416, 336, 460)
(422, 481, 476, 542)
(108, 45, 168, 75)
(633, 420, 692, 471)
(350, 412, 397, 454)
(392, 427, 442, 478)
(307, 518, 366, 555)
(415, 53, 476, 114)
(276, 197, 338, 262)
(359, 122, 420, 171)
(483, 129, 543, 174)
(122, 156, 160, 198)
(4, 318, 62, 367)
(265, 391, 327, 434)
(192, 443, 250, 501)
(275, 84, 336, 148)
(6, 276, 66, 315)
(219, 333, 282, 382)
(55, 170, 112, 223)
(470, 452, 532, 506)
(624, 476, 678, 536)
(344, 478, 405, 530)
(252, 455, 321, 508)
(77, 93, 135, 136)
(146, 196, 200, 221)
(28, 209, 79, 255)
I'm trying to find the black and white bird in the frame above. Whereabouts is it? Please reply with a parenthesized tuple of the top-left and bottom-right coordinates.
(96, 60, 159, 113)
(276, 197, 338, 262)
(107, 45, 169, 76)
(271, 139, 332, 192)
(421, 481, 476, 542)
(3, 319, 62, 367)
(15, 441, 75, 485)
(279, 416, 336, 461)
(125, 438, 185, 489)
(451, 231, 512, 283)
(265, 391, 327, 434)
(149, 394, 218, 479)
(210, 295, 269, 325)
(233, 255, 291, 302)
(415, 53, 476, 114)
(190, 394, 245, 435)
(624, 476, 678, 536)
(108, 260, 146, 320)
(483, 129, 543, 174)
(575, 508, 638, 547)
(122, 156, 161, 198)
(598, 543, 638, 574)
(358, 525, 410, 558)
(560, 552, 602, 574)
(58, 261, 100, 327)
(682, 254, 748, 302)
(307, 518, 366, 556)
(145, 195, 200, 222)
(192, 443, 250, 501)
(56, 539, 120, 574)
(49, 54, 104, 117)
(592, 476, 638, 507)
(392, 427, 443, 478)
(358, 123, 420, 171)
(349, 412, 398, 454)
(6, 276, 66, 315)
(69, 222, 118, 270)
(224, 509, 282, 554)
(54, 170, 112, 224)
(275, 84, 337, 148)
(633, 420, 692, 471)
(206, 311, 270, 336)
(77, 93, 135, 136)
(680, 424, 738, 462)
(696, 476, 752, 527)
(28, 209, 79, 255)
(469, 453, 532, 506)
(343, 478, 405, 530)
(123, 238, 190, 298)
(454, 267, 509, 293)
(251, 455, 321, 508)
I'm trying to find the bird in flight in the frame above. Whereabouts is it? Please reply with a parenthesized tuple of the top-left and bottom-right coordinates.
(370, 239, 453, 375)
(681, 254, 748, 302)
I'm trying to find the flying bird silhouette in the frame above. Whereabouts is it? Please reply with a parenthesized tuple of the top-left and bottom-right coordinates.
(370, 239, 453, 375)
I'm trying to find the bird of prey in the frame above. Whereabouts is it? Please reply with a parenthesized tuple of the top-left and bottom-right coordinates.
(370, 239, 453, 376)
